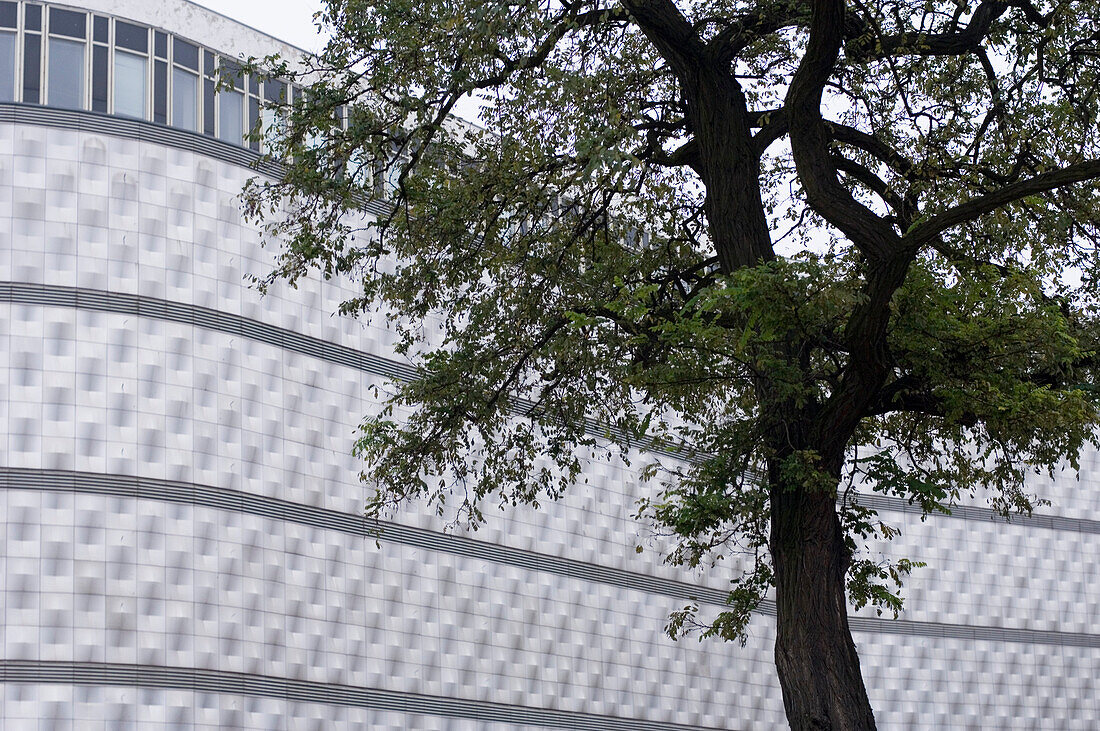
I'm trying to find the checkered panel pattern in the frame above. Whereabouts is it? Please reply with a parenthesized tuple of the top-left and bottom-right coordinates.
(2, 104, 1100, 731)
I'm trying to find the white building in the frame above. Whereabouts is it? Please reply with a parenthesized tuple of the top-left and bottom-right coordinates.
(0, 0, 1098, 728)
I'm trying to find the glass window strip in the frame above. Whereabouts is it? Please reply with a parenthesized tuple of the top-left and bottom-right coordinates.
(91, 42, 106, 112)
(48, 7, 85, 39)
(114, 19, 145, 53)
(92, 14, 107, 43)
(173, 37, 197, 71)
(172, 65, 198, 131)
(263, 78, 286, 104)
(218, 87, 243, 145)
(22, 30, 40, 103)
(47, 35, 84, 109)
(0, 2, 17, 29)
(113, 47, 146, 118)
(203, 76, 215, 135)
(3, 2, 309, 154)
(248, 93, 260, 150)
(0, 30, 15, 102)
(24, 3, 41, 33)
(153, 57, 167, 122)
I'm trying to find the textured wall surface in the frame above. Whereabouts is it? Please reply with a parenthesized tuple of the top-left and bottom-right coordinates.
(1, 4, 1099, 729)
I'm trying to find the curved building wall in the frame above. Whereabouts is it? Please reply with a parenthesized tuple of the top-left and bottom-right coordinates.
(0, 1, 1098, 728)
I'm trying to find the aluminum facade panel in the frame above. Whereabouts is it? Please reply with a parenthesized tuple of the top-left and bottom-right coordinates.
(0, 1, 1099, 727)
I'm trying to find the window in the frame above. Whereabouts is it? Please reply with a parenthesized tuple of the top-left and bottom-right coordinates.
(0, 2, 15, 29)
(47, 37, 84, 109)
(218, 58, 244, 145)
(247, 72, 261, 151)
(23, 4, 41, 104)
(47, 37, 84, 108)
(49, 7, 85, 39)
(114, 20, 146, 53)
(172, 65, 197, 131)
(0, 31, 14, 102)
(261, 79, 287, 152)
(0, 2, 14, 102)
(153, 31, 167, 123)
(202, 50, 215, 135)
(218, 88, 243, 144)
(154, 59, 167, 123)
(91, 42, 107, 112)
(92, 15, 107, 43)
(24, 3, 40, 31)
(112, 20, 146, 118)
(172, 38, 199, 132)
(46, 8, 86, 110)
(0, 8, 311, 152)
(173, 38, 198, 70)
(114, 49, 146, 118)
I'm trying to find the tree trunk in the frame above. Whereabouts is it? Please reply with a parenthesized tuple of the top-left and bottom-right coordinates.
(770, 479, 877, 730)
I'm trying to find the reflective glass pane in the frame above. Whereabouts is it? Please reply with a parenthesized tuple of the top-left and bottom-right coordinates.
(0, 31, 14, 102)
(25, 3, 41, 32)
(115, 21, 146, 53)
(48, 37, 84, 109)
(114, 49, 146, 118)
(92, 15, 107, 43)
(219, 58, 242, 90)
(153, 58, 166, 123)
(173, 38, 197, 71)
(248, 95, 260, 151)
(49, 8, 85, 39)
(23, 33, 40, 103)
(218, 88, 243, 144)
(203, 78, 214, 134)
(91, 44, 107, 111)
(262, 106, 286, 152)
(0, 2, 17, 29)
(172, 66, 197, 131)
(263, 79, 285, 104)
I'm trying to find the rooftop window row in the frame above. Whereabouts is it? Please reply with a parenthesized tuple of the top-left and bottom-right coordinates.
(0, 1, 307, 151)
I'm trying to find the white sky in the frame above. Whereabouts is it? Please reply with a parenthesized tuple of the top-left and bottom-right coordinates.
(190, 0, 326, 53)
(187, 0, 485, 121)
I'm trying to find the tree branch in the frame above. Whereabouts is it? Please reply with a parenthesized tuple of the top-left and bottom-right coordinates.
(907, 161, 1100, 247)
(706, 6, 809, 66)
(826, 122, 914, 177)
(475, 3, 629, 88)
(644, 139, 700, 168)
(832, 155, 915, 227)
(621, 0, 707, 79)
(848, 0, 1012, 61)
(786, 0, 902, 259)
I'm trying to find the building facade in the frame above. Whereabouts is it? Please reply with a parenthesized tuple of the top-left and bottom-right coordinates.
(0, 0, 1098, 728)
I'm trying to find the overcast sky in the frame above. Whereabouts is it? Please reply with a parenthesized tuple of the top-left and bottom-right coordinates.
(189, 0, 489, 122)
(191, 0, 326, 52)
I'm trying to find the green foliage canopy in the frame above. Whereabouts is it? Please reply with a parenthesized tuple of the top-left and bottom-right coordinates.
(244, 0, 1100, 645)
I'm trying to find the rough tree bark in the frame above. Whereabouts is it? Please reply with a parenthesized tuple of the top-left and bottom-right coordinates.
(622, 2, 885, 724)
(254, 0, 1100, 727)
(770, 468, 878, 730)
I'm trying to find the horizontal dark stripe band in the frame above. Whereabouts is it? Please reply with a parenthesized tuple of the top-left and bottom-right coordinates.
(0, 280, 683, 459)
(0, 660, 723, 731)
(0, 103, 392, 220)
(3, 467, 1099, 650)
(4, 280, 1098, 535)
(4, 102, 1097, 532)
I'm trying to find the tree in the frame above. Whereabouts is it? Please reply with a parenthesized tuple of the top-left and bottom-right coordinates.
(243, 0, 1100, 727)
